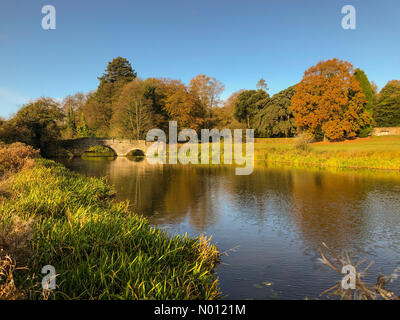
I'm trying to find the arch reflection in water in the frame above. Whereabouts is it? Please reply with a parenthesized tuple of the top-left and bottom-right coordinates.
(127, 149, 146, 158)
(82, 145, 116, 159)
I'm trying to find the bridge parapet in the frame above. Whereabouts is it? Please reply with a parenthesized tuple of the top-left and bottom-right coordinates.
(60, 137, 148, 157)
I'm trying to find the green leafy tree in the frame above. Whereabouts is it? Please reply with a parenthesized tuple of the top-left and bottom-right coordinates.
(142, 78, 170, 132)
(65, 107, 76, 137)
(354, 69, 374, 112)
(83, 57, 137, 136)
(234, 89, 269, 128)
(253, 86, 296, 137)
(0, 118, 13, 144)
(373, 80, 400, 127)
(76, 113, 92, 137)
(62, 93, 87, 138)
(256, 78, 269, 92)
(83, 87, 114, 136)
(98, 57, 137, 83)
(354, 69, 375, 136)
(111, 79, 154, 139)
(0, 98, 64, 155)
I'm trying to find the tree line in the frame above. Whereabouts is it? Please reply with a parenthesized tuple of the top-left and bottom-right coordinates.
(233, 58, 399, 141)
(1, 56, 399, 154)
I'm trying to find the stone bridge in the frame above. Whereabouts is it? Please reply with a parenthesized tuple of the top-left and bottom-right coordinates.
(60, 137, 149, 157)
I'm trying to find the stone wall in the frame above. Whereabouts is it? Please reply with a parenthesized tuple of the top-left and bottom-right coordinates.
(372, 127, 400, 136)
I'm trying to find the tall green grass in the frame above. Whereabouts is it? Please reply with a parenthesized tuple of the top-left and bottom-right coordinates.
(0, 159, 220, 300)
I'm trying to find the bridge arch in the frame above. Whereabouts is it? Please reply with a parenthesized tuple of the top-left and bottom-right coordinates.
(127, 149, 145, 157)
(83, 145, 117, 157)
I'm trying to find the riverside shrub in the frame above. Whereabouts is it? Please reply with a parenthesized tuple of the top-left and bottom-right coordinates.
(0, 143, 39, 177)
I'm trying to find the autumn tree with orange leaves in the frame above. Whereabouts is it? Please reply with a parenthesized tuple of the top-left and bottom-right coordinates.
(163, 81, 206, 132)
(290, 58, 372, 141)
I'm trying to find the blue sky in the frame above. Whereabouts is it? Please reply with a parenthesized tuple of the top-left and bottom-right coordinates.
(0, 0, 399, 117)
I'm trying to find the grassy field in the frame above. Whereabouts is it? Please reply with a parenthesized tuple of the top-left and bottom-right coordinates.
(255, 135, 400, 152)
(253, 136, 400, 170)
(0, 159, 220, 300)
(171, 135, 400, 170)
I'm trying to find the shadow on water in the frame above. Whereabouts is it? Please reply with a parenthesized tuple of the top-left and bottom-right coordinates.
(59, 157, 400, 300)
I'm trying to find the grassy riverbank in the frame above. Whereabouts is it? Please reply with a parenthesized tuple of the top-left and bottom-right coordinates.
(254, 136, 400, 170)
(0, 157, 220, 299)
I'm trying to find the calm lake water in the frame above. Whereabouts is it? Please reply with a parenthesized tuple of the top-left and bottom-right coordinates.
(60, 157, 400, 299)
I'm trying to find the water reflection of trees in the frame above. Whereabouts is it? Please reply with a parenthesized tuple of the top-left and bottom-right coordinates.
(288, 169, 400, 257)
(226, 163, 400, 258)
(63, 158, 400, 256)
(103, 158, 223, 230)
(288, 169, 369, 254)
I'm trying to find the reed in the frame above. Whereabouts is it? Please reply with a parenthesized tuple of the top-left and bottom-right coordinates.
(0, 159, 221, 300)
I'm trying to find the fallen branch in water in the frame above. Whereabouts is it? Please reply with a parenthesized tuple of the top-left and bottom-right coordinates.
(319, 242, 399, 300)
